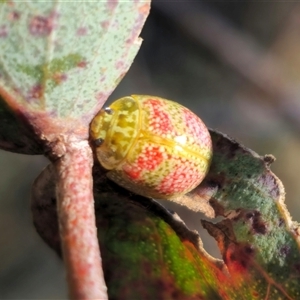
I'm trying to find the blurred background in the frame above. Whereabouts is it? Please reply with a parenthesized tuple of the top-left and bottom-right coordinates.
(1, 1, 300, 298)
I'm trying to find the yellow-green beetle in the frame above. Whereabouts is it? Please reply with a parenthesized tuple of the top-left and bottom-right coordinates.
(90, 95, 212, 199)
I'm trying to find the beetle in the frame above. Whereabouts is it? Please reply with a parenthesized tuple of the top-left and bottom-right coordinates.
(90, 95, 212, 199)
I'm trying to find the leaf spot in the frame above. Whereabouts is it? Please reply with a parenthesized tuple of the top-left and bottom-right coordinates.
(8, 10, 20, 21)
(107, 0, 118, 11)
(77, 61, 87, 68)
(279, 245, 291, 257)
(100, 20, 109, 29)
(29, 15, 53, 36)
(0, 25, 8, 38)
(76, 27, 87, 36)
(27, 84, 43, 101)
(51, 72, 67, 85)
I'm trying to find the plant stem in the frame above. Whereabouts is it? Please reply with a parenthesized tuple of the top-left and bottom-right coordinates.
(55, 140, 108, 300)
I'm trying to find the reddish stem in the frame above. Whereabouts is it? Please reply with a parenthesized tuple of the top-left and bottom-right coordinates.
(55, 140, 108, 300)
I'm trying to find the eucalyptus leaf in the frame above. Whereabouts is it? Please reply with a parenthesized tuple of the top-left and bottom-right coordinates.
(197, 131, 300, 299)
(32, 130, 300, 299)
(0, 1, 150, 153)
(32, 163, 227, 300)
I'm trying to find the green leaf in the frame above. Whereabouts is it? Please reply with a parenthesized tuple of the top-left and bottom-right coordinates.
(32, 130, 300, 299)
(0, 1, 150, 154)
(197, 131, 300, 299)
(32, 163, 229, 299)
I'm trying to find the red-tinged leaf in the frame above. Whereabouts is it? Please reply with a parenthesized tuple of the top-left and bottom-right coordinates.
(31, 130, 300, 299)
(0, 2, 151, 298)
(195, 130, 300, 299)
(32, 162, 228, 300)
(0, 1, 150, 154)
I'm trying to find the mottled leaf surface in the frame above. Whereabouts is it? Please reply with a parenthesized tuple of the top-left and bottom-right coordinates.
(0, 1, 150, 153)
(32, 162, 228, 300)
(195, 131, 300, 299)
(31, 130, 300, 299)
(93, 172, 227, 300)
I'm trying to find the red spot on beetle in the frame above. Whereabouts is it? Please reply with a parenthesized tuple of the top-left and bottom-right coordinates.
(158, 163, 201, 195)
(136, 146, 164, 171)
(182, 107, 211, 148)
(144, 99, 174, 135)
(29, 15, 53, 36)
(123, 165, 141, 180)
